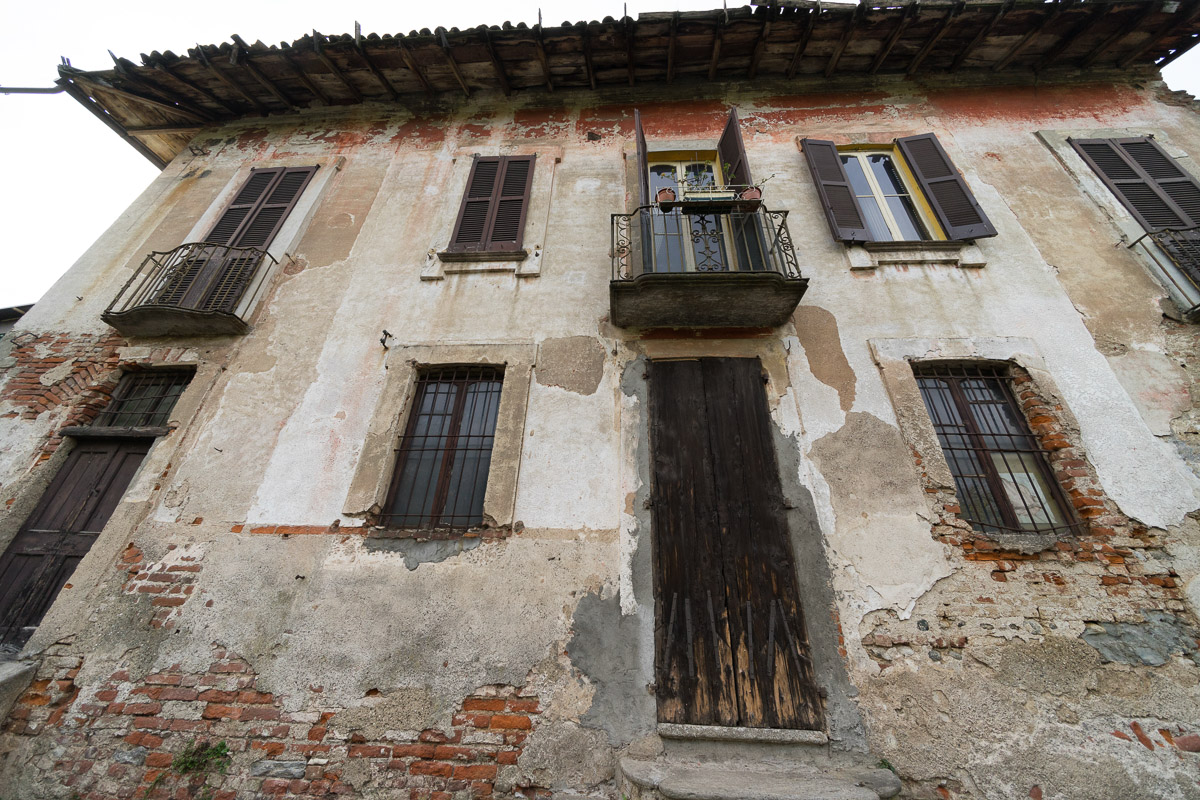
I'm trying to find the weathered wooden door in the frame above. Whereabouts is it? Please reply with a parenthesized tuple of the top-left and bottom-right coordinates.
(0, 439, 150, 648)
(649, 358, 824, 729)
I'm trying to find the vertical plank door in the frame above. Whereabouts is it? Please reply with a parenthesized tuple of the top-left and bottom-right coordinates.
(649, 358, 824, 730)
(0, 439, 150, 649)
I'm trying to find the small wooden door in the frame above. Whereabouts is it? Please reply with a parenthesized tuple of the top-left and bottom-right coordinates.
(649, 358, 824, 730)
(0, 439, 150, 648)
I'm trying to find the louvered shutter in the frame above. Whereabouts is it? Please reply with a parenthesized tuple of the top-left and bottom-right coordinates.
(226, 167, 316, 249)
(896, 134, 997, 241)
(1070, 137, 1200, 231)
(801, 139, 870, 242)
(488, 156, 535, 252)
(717, 108, 753, 188)
(635, 109, 650, 206)
(448, 155, 536, 254)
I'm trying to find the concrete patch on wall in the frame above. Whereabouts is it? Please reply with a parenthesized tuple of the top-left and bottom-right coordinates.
(535, 336, 606, 395)
(1081, 611, 1200, 667)
(363, 534, 483, 570)
(809, 412, 953, 628)
(793, 305, 856, 413)
(1107, 349, 1192, 437)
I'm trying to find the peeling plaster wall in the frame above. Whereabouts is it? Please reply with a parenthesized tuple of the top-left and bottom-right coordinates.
(1, 75, 1199, 799)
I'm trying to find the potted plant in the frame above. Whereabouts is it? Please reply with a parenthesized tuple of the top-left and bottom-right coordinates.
(656, 187, 677, 204)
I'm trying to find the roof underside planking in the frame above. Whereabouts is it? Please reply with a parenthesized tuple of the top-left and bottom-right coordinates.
(54, 0, 1200, 168)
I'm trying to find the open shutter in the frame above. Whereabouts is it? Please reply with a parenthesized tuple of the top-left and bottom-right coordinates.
(896, 134, 997, 241)
(801, 139, 870, 242)
(487, 155, 535, 252)
(635, 110, 650, 206)
(450, 156, 501, 251)
(1070, 137, 1200, 231)
(205, 168, 283, 246)
(717, 108, 753, 188)
(228, 166, 317, 250)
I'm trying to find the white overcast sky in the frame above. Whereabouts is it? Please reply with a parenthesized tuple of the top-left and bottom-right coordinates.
(3, 0, 1200, 309)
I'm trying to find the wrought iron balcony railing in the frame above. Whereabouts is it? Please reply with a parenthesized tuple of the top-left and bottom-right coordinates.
(612, 205, 801, 281)
(102, 242, 277, 336)
(1127, 227, 1200, 320)
(609, 206, 807, 328)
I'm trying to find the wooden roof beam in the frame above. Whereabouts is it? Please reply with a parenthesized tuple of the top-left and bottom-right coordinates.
(668, 13, 680, 83)
(437, 29, 471, 97)
(995, 2, 1069, 71)
(786, 7, 819, 79)
(279, 53, 331, 105)
(81, 71, 208, 123)
(825, 4, 864, 78)
(484, 29, 513, 95)
(149, 58, 237, 116)
(580, 26, 597, 90)
(197, 44, 267, 115)
(950, 1, 1011, 71)
(312, 31, 363, 102)
(353, 25, 399, 101)
(108, 52, 215, 121)
(871, 2, 919, 74)
(748, 9, 774, 79)
(396, 37, 434, 96)
(229, 37, 300, 110)
(1118, 0, 1200, 67)
(126, 124, 205, 137)
(59, 77, 167, 169)
(709, 17, 726, 81)
(534, 25, 555, 92)
(907, 2, 963, 75)
(1037, 4, 1107, 71)
(625, 17, 637, 86)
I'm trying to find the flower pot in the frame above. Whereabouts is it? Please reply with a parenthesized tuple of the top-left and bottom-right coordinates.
(739, 186, 763, 201)
(656, 187, 677, 203)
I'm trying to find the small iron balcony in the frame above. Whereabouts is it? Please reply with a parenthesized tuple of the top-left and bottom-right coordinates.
(102, 242, 277, 337)
(610, 205, 808, 329)
(1130, 227, 1200, 321)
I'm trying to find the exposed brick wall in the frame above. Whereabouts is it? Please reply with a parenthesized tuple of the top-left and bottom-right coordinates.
(2, 646, 549, 800)
(119, 543, 206, 630)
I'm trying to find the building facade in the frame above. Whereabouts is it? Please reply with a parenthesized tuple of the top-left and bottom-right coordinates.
(1, 3, 1200, 799)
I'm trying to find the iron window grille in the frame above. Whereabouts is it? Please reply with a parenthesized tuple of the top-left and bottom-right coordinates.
(91, 371, 192, 429)
(913, 363, 1079, 535)
(381, 366, 504, 530)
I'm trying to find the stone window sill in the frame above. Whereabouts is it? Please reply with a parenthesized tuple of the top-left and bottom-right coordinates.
(848, 240, 986, 271)
(366, 525, 512, 542)
(422, 247, 542, 280)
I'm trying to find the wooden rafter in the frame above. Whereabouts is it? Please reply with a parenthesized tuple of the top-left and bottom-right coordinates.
(534, 26, 555, 92)
(748, 10, 774, 79)
(787, 7, 819, 79)
(313, 31, 363, 102)
(668, 12, 680, 83)
(229, 37, 299, 110)
(951, 1, 1011, 71)
(108, 53, 214, 121)
(825, 4, 863, 78)
(995, 2, 1069, 71)
(396, 37, 434, 96)
(149, 59, 236, 116)
(1119, 0, 1200, 67)
(580, 26, 597, 91)
(709, 17, 726, 81)
(872, 2, 919, 74)
(83, 72, 208, 123)
(279, 53, 331, 105)
(437, 28, 471, 97)
(197, 44, 267, 114)
(59, 77, 168, 168)
(625, 17, 637, 86)
(126, 124, 205, 136)
(352, 37, 399, 100)
(1037, 4, 1106, 71)
(484, 30, 513, 96)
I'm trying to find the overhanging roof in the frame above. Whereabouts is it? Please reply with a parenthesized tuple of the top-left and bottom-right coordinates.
(56, 0, 1200, 168)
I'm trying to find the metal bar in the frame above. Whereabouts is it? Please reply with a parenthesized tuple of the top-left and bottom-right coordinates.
(0, 84, 66, 94)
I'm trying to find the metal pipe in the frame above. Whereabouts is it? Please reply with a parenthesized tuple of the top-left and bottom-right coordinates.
(0, 85, 67, 94)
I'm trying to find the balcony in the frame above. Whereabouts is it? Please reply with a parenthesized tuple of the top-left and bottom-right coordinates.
(102, 242, 277, 337)
(610, 205, 807, 329)
(1130, 227, 1200, 321)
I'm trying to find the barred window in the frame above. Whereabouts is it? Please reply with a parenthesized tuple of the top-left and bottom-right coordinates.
(381, 367, 504, 530)
(92, 371, 192, 428)
(913, 363, 1076, 535)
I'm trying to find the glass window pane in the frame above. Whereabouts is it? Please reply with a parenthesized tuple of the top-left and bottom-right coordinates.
(649, 164, 679, 195)
(868, 154, 908, 195)
(884, 196, 927, 241)
(990, 452, 1067, 529)
(841, 155, 873, 196)
(858, 196, 892, 242)
(685, 162, 717, 189)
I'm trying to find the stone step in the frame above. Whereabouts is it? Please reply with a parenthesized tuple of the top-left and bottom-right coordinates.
(619, 757, 901, 800)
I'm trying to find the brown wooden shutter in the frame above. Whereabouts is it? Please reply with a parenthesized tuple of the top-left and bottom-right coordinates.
(635, 109, 650, 206)
(717, 108, 753, 188)
(448, 155, 536, 253)
(800, 139, 870, 242)
(896, 133, 997, 241)
(488, 156, 535, 252)
(229, 166, 317, 249)
(1070, 137, 1200, 231)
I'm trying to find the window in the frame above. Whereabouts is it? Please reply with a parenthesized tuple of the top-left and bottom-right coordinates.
(913, 363, 1075, 535)
(91, 371, 192, 429)
(381, 366, 505, 530)
(801, 134, 997, 243)
(1070, 136, 1200, 299)
(444, 155, 536, 259)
